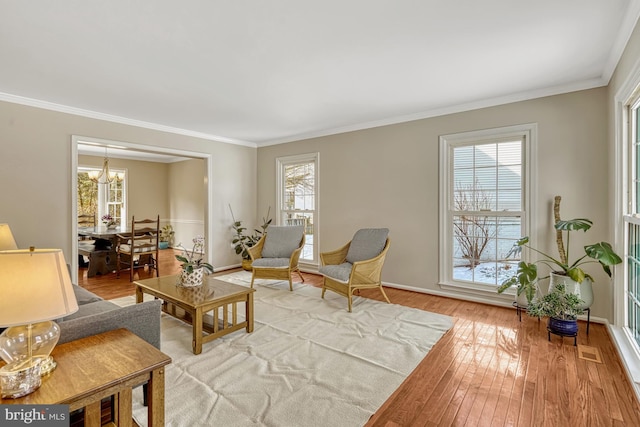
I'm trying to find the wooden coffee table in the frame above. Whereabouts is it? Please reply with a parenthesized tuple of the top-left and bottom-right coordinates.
(135, 275, 255, 354)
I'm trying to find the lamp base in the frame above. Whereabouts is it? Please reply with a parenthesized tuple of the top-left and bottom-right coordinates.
(0, 321, 61, 377)
(38, 355, 57, 376)
(0, 358, 42, 398)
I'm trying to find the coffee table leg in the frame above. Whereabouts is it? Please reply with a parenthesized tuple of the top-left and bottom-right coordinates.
(136, 285, 143, 304)
(193, 307, 203, 354)
(246, 292, 254, 333)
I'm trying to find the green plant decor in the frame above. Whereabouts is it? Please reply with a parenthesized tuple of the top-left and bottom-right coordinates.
(160, 224, 174, 243)
(497, 196, 622, 304)
(229, 205, 272, 260)
(175, 236, 214, 273)
(527, 282, 584, 320)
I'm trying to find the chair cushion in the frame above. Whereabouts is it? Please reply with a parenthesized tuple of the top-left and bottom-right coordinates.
(319, 262, 353, 282)
(345, 228, 389, 263)
(119, 238, 156, 254)
(262, 226, 304, 258)
(252, 258, 290, 268)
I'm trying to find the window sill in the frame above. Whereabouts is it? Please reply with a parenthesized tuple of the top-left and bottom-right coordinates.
(609, 325, 640, 402)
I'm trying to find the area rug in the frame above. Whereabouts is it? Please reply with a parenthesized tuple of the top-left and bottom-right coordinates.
(113, 271, 454, 427)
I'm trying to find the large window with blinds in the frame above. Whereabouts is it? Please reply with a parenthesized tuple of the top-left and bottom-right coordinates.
(439, 124, 536, 292)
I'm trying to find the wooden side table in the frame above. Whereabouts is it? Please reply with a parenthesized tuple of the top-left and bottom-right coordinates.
(0, 328, 171, 426)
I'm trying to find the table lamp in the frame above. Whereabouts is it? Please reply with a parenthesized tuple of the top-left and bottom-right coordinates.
(0, 248, 79, 398)
(0, 223, 18, 250)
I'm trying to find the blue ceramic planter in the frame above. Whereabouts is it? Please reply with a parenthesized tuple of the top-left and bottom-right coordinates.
(548, 317, 578, 336)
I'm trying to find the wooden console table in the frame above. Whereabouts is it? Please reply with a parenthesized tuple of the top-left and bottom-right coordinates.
(0, 328, 171, 426)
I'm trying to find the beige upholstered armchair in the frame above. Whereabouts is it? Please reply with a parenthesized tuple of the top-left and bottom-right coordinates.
(247, 225, 305, 291)
(319, 228, 391, 312)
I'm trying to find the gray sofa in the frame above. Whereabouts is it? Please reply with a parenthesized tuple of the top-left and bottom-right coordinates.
(58, 285, 162, 349)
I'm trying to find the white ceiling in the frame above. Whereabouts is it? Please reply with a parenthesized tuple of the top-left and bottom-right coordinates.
(1, 1, 639, 147)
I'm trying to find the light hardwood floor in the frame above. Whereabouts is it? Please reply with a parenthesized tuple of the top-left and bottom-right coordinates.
(79, 249, 640, 426)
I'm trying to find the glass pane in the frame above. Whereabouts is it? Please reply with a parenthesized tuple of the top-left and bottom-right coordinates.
(497, 141, 521, 165)
(282, 212, 314, 261)
(284, 162, 315, 211)
(475, 143, 497, 168)
(497, 190, 521, 211)
(453, 214, 522, 286)
(453, 146, 474, 169)
(77, 171, 98, 218)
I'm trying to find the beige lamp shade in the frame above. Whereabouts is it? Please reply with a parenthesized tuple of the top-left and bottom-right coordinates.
(0, 249, 79, 327)
(0, 223, 18, 250)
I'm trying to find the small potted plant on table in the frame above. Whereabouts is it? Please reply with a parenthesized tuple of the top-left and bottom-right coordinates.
(176, 236, 214, 287)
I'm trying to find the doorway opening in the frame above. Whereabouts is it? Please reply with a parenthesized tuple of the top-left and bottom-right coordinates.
(71, 135, 213, 284)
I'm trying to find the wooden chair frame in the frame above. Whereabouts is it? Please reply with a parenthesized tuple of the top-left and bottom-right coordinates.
(320, 238, 391, 312)
(116, 216, 160, 282)
(247, 233, 305, 291)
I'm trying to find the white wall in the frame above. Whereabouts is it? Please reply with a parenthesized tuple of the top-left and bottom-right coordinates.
(0, 100, 256, 272)
(257, 88, 613, 319)
(168, 158, 205, 247)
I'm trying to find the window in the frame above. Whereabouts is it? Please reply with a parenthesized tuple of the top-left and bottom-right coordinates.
(77, 167, 126, 225)
(439, 124, 536, 293)
(625, 97, 640, 348)
(277, 153, 318, 263)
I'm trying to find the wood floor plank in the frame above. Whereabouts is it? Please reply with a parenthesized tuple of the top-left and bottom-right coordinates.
(78, 250, 640, 426)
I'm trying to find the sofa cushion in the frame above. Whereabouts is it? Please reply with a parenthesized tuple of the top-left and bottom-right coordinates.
(72, 284, 103, 305)
(319, 262, 353, 282)
(252, 258, 290, 268)
(58, 300, 162, 349)
(345, 228, 389, 263)
(262, 226, 304, 258)
(61, 300, 117, 321)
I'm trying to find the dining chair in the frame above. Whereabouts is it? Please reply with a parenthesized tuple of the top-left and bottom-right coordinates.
(116, 215, 160, 282)
(77, 214, 97, 268)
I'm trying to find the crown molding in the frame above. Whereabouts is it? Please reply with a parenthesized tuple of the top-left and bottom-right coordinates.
(256, 77, 607, 147)
(0, 92, 257, 148)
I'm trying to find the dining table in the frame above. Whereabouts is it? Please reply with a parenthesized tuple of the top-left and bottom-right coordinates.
(78, 225, 132, 277)
(78, 225, 132, 241)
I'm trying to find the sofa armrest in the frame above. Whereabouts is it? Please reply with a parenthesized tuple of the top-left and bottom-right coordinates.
(58, 300, 162, 349)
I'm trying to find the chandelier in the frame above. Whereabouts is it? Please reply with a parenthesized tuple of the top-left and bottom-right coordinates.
(87, 148, 124, 184)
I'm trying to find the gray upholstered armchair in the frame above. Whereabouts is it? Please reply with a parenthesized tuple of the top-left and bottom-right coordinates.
(319, 228, 391, 312)
(247, 225, 305, 291)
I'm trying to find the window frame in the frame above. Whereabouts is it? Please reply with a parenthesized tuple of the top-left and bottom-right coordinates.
(78, 165, 127, 226)
(276, 152, 319, 264)
(438, 124, 537, 296)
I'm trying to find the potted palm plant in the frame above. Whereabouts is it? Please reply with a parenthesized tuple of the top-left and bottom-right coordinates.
(229, 205, 271, 270)
(497, 196, 622, 307)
